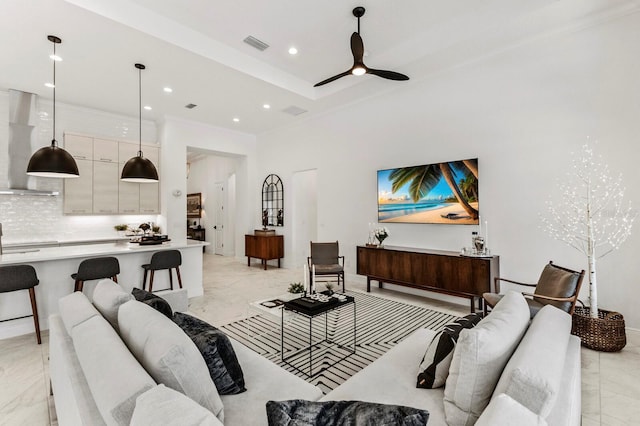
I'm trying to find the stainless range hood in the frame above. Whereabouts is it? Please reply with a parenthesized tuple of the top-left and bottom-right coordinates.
(0, 89, 59, 196)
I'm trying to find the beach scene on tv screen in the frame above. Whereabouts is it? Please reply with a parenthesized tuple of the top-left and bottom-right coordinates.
(378, 158, 479, 224)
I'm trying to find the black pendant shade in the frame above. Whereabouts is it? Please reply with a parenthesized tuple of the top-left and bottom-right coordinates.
(27, 35, 79, 179)
(121, 63, 158, 183)
(121, 154, 159, 182)
(27, 144, 79, 178)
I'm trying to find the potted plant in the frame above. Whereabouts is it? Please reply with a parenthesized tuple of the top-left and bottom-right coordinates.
(114, 224, 128, 236)
(543, 143, 636, 351)
(374, 226, 389, 247)
(288, 282, 304, 294)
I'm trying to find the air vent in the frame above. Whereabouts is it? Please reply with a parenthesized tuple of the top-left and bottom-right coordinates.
(243, 36, 269, 51)
(185, 103, 197, 109)
(282, 105, 308, 116)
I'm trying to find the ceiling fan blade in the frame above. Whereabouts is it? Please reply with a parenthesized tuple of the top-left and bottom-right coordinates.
(350, 32, 364, 62)
(368, 68, 409, 81)
(314, 70, 352, 87)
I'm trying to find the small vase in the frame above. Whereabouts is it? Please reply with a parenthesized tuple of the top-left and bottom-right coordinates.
(376, 237, 386, 248)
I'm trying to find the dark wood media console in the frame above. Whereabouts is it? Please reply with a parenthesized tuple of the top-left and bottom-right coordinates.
(356, 245, 499, 312)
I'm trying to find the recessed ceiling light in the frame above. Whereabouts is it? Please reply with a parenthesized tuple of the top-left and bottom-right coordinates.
(233, 117, 240, 122)
(144, 106, 152, 110)
(163, 87, 173, 93)
(288, 47, 298, 55)
(49, 54, 62, 61)
(263, 104, 271, 109)
(44, 82, 55, 88)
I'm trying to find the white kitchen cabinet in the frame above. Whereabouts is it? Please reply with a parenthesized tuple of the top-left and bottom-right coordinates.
(139, 182, 159, 213)
(63, 133, 160, 215)
(118, 163, 140, 214)
(63, 159, 93, 214)
(64, 134, 93, 160)
(93, 138, 118, 162)
(93, 162, 119, 214)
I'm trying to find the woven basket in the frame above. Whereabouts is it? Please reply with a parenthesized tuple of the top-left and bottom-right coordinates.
(571, 305, 626, 352)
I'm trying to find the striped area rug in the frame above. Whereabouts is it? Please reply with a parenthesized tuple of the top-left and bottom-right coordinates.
(221, 291, 459, 394)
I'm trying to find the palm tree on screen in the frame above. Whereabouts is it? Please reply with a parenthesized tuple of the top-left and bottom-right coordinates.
(389, 161, 478, 219)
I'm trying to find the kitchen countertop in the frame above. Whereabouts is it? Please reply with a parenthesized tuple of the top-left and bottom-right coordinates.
(0, 240, 208, 266)
(3, 236, 131, 249)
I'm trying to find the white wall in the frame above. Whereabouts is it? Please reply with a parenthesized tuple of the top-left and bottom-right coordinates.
(159, 117, 256, 254)
(0, 91, 159, 243)
(187, 155, 240, 255)
(255, 13, 640, 327)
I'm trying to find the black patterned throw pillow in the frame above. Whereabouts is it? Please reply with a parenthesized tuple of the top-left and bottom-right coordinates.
(131, 288, 173, 319)
(416, 313, 482, 389)
(173, 312, 246, 395)
(266, 400, 429, 426)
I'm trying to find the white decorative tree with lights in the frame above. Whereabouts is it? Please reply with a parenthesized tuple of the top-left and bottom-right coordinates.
(543, 143, 636, 319)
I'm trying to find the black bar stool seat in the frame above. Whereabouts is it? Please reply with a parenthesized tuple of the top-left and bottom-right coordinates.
(71, 257, 120, 292)
(0, 265, 41, 344)
(142, 250, 183, 292)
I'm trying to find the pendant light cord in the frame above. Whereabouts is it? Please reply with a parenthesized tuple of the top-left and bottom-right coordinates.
(52, 41, 56, 147)
(138, 66, 143, 158)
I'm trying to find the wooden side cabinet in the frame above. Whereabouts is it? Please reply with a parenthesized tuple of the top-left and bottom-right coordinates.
(356, 245, 499, 312)
(245, 234, 284, 270)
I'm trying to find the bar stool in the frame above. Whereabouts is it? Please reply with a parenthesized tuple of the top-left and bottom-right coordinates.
(142, 250, 182, 292)
(0, 265, 41, 344)
(71, 257, 120, 292)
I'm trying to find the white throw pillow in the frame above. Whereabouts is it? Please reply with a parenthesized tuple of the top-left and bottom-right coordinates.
(131, 385, 222, 426)
(118, 300, 225, 422)
(92, 279, 133, 330)
(58, 291, 100, 335)
(476, 393, 547, 426)
(492, 304, 571, 417)
(443, 290, 530, 426)
(72, 315, 156, 426)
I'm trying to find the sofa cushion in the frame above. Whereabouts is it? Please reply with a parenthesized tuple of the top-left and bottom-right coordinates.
(417, 314, 482, 389)
(72, 315, 156, 426)
(118, 300, 224, 422)
(443, 290, 530, 426)
(220, 337, 324, 426)
(131, 385, 223, 426)
(92, 279, 133, 330)
(132, 287, 173, 319)
(173, 312, 246, 395)
(59, 291, 100, 335)
(321, 328, 446, 424)
(492, 304, 571, 417)
(476, 394, 547, 426)
(266, 400, 429, 426)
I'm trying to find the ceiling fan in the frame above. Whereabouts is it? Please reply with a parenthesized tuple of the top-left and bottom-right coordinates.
(314, 6, 409, 87)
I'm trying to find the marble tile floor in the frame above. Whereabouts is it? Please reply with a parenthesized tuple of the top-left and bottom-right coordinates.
(1, 253, 639, 425)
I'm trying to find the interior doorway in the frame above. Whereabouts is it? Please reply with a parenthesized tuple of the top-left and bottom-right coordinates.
(213, 183, 224, 255)
(186, 148, 240, 257)
(292, 169, 318, 268)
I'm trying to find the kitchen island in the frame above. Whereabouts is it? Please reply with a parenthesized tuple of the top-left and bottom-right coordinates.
(0, 240, 208, 340)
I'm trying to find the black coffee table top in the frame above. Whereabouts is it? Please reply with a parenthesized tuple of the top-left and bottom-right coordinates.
(284, 292, 354, 316)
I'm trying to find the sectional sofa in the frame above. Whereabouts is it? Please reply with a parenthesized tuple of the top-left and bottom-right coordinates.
(49, 281, 580, 425)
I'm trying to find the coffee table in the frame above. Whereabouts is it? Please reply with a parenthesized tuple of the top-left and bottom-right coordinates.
(281, 292, 356, 378)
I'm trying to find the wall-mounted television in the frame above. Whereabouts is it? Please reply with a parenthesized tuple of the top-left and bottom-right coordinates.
(377, 158, 479, 224)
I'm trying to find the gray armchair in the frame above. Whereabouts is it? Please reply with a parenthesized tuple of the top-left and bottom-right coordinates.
(308, 241, 345, 292)
(483, 261, 585, 318)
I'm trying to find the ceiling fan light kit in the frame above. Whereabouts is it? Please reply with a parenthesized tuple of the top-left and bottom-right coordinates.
(314, 7, 409, 87)
(27, 35, 80, 179)
(121, 63, 159, 183)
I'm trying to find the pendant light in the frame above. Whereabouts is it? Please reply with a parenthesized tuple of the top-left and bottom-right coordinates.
(27, 35, 79, 178)
(121, 63, 158, 183)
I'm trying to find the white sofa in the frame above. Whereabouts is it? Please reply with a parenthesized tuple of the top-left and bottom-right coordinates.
(50, 285, 580, 425)
(49, 284, 322, 426)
